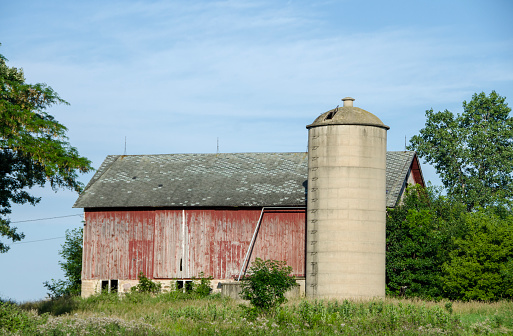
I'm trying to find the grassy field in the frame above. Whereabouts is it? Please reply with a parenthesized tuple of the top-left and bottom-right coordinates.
(1, 292, 512, 335)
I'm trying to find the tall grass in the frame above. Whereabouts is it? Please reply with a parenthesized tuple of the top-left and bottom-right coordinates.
(3, 293, 512, 335)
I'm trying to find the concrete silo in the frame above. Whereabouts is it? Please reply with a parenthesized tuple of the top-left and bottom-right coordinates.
(305, 97, 389, 299)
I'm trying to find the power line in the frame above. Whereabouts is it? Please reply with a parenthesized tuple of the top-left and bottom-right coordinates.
(10, 214, 83, 224)
(11, 236, 65, 245)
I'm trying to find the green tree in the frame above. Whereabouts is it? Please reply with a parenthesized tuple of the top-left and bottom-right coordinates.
(408, 91, 513, 210)
(441, 209, 513, 301)
(0, 48, 92, 252)
(44, 227, 83, 297)
(240, 258, 297, 313)
(386, 185, 465, 299)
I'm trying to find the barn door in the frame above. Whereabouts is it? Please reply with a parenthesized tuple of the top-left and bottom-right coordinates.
(153, 210, 185, 278)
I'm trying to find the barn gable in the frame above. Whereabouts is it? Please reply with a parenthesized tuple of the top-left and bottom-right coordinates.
(74, 151, 423, 209)
(385, 151, 425, 207)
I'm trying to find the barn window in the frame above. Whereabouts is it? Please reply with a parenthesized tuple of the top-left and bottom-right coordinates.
(110, 280, 118, 292)
(101, 280, 119, 293)
(101, 280, 109, 293)
(185, 281, 193, 292)
(176, 280, 193, 293)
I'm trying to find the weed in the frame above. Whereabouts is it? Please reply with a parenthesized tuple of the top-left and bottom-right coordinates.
(4, 292, 513, 335)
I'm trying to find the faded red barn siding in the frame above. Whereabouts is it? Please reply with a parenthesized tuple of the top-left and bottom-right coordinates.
(83, 208, 305, 281)
(153, 210, 182, 279)
(184, 209, 261, 279)
(83, 210, 155, 280)
(411, 156, 425, 187)
(249, 209, 305, 277)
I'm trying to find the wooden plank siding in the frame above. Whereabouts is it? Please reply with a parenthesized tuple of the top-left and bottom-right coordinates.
(83, 208, 305, 280)
(83, 210, 155, 280)
(248, 209, 305, 277)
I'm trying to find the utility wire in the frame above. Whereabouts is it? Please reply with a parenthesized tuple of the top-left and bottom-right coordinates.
(11, 236, 65, 245)
(5, 214, 83, 247)
(10, 214, 82, 223)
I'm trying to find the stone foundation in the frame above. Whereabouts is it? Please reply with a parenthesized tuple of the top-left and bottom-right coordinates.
(82, 278, 228, 298)
(82, 278, 305, 298)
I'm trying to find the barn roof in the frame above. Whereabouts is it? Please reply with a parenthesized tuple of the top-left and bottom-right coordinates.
(73, 151, 420, 209)
(386, 151, 419, 207)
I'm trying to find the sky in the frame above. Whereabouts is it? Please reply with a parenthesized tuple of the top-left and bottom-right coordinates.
(1, 0, 512, 302)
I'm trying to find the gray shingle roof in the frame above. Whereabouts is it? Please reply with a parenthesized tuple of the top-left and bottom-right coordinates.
(386, 151, 416, 207)
(74, 151, 417, 209)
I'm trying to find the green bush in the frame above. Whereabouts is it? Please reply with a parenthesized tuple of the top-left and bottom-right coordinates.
(194, 272, 213, 297)
(441, 208, 513, 301)
(0, 301, 44, 334)
(386, 185, 466, 299)
(132, 272, 161, 294)
(387, 185, 513, 302)
(239, 258, 297, 313)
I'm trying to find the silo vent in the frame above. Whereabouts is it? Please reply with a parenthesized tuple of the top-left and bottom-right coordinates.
(325, 105, 339, 120)
(342, 97, 355, 107)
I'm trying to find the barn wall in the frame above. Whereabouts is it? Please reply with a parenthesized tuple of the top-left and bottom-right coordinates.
(83, 210, 155, 280)
(83, 208, 305, 281)
(411, 155, 425, 187)
(249, 209, 305, 277)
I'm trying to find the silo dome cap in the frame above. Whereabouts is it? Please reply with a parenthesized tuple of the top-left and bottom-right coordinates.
(307, 97, 390, 129)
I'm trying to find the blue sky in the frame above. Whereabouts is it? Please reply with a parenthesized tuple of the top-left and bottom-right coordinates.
(1, 0, 512, 302)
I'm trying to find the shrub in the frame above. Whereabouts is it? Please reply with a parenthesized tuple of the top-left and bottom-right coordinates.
(194, 272, 213, 297)
(239, 258, 297, 312)
(386, 185, 466, 299)
(0, 301, 43, 334)
(131, 272, 161, 294)
(441, 208, 513, 301)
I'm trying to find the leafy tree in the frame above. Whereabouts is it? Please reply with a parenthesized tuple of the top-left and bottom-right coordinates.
(441, 209, 513, 301)
(387, 185, 513, 301)
(44, 227, 83, 298)
(0, 48, 92, 252)
(386, 185, 465, 299)
(408, 91, 513, 210)
(240, 258, 297, 313)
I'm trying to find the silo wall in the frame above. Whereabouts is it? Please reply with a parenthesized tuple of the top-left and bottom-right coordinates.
(306, 124, 387, 299)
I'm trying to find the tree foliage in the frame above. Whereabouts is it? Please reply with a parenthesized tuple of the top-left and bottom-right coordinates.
(387, 184, 513, 301)
(408, 91, 513, 210)
(386, 185, 465, 299)
(44, 227, 83, 298)
(0, 48, 92, 252)
(240, 258, 297, 312)
(441, 209, 513, 301)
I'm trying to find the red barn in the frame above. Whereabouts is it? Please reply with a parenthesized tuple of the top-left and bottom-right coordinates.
(74, 151, 424, 297)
